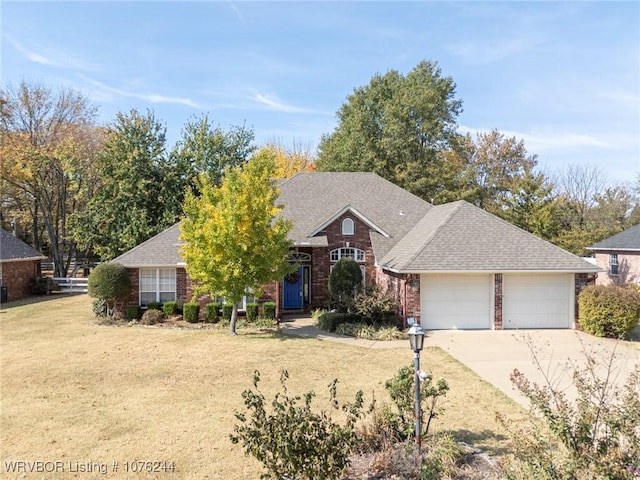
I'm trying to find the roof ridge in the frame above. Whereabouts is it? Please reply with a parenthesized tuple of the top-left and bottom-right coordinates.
(401, 200, 464, 267)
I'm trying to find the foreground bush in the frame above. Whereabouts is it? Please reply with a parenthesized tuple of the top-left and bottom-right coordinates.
(162, 301, 178, 316)
(329, 258, 362, 311)
(231, 370, 369, 480)
(87, 262, 131, 318)
(246, 302, 258, 322)
(579, 284, 640, 338)
(141, 309, 163, 325)
(500, 343, 640, 479)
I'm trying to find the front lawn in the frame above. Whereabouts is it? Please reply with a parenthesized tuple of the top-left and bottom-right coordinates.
(0, 295, 524, 479)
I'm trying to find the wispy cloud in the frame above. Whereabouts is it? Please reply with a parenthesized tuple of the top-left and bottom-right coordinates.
(447, 35, 544, 65)
(82, 76, 203, 109)
(253, 92, 314, 114)
(4, 33, 98, 71)
(459, 125, 610, 152)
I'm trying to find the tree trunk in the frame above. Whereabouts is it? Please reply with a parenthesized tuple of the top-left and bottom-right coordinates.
(229, 303, 238, 335)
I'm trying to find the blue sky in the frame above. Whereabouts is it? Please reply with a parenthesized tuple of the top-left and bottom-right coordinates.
(2, 1, 639, 186)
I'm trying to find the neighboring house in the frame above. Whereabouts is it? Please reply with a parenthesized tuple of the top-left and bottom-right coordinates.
(587, 223, 640, 286)
(0, 228, 46, 302)
(114, 172, 598, 330)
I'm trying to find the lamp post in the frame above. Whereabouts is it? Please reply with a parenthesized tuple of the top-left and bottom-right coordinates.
(408, 324, 425, 454)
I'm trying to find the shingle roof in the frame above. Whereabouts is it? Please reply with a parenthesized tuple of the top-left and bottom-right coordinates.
(0, 229, 46, 262)
(588, 223, 640, 251)
(114, 173, 598, 274)
(380, 201, 597, 272)
(277, 172, 431, 249)
(112, 224, 183, 267)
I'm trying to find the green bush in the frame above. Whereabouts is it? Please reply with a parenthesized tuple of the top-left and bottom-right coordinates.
(162, 301, 178, 316)
(125, 305, 141, 320)
(578, 284, 640, 338)
(328, 258, 362, 312)
(317, 312, 364, 332)
(222, 304, 233, 321)
(147, 301, 162, 311)
(230, 370, 369, 480)
(87, 262, 131, 318)
(263, 302, 276, 320)
(205, 302, 221, 323)
(141, 308, 163, 325)
(246, 302, 258, 322)
(183, 302, 200, 323)
(30, 276, 56, 295)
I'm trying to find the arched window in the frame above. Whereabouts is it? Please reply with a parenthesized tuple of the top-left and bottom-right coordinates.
(341, 218, 354, 236)
(329, 247, 365, 263)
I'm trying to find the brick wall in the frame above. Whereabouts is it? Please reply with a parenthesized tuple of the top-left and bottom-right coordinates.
(374, 267, 419, 326)
(1, 260, 39, 301)
(594, 252, 640, 286)
(494, 273, 503, 330)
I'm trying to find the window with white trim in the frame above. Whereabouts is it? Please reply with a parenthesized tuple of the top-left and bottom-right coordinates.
(610, 254, 618, 275)
(330, 247, 365, 263)
(341, 218, 354, 235)
(140, 268, 176, 306)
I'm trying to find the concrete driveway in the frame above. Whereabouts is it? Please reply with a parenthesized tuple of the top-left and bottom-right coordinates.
(280, 315, 640, 408)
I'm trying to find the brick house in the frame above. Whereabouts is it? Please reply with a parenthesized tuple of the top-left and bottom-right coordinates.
(588, 223, 640, 286)
(0, 228, 46, 302)
(113, 172, 598, 330)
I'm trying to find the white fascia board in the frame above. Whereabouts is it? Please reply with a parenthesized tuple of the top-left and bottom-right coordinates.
(587, 247, 640, 252)
(0, 256, 47, 263)
(308, 205, 390, 238)
(381, 267, 602, 275)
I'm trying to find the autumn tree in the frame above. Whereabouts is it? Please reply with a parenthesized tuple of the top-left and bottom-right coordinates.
(180, 149, 294, 335)
(263, 139, 316, 178)
(0, 81, 100, 276)
(316, 60, 462, 200)
(71, 109, 174, 260)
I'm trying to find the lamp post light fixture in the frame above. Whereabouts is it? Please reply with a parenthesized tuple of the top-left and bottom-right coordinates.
(408, 324, 426, 454)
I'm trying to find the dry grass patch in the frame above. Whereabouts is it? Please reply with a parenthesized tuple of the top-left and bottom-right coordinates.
(1, 295, 524, 479)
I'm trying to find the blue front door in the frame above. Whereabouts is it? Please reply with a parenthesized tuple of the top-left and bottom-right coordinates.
(283, 267, 303, 309)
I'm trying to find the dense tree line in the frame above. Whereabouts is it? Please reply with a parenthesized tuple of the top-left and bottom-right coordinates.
(2, 67, 639, 274)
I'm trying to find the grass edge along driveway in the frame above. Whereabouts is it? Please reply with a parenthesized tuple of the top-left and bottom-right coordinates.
(0, 295, 525, 479)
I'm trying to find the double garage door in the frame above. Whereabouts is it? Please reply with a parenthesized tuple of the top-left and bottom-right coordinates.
(420, 273, 574, 330)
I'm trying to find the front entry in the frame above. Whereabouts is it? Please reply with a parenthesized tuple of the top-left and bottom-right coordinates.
(283, 266, 304, 309)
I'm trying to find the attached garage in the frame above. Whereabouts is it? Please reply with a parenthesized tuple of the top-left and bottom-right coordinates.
(421, 274, 493, 330)
(502, 273, 574, 329)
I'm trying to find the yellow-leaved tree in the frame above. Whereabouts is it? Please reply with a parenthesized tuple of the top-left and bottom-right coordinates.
(180, 149, 294, 334)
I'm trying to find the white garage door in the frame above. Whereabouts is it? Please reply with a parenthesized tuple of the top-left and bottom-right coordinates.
(421, 274, 492, 330)
(503, 274, 574, 329)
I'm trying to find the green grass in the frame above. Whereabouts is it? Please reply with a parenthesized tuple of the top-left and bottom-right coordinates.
(0, 295, 524, 479)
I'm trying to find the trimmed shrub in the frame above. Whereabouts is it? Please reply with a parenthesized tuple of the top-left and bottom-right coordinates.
(317, 312, 364, 332)
(87, 262, 131, 318)
(141, 308, 164, 325)
(183, 302, 200, 323)
(246, 302, 259, 322)
(579, 284, 640, 338)
(163, 301, 178, 316)
(205, 302, 221, 323)
(222, 304, 233, 321)
(147, 301, 162, 311)
(328, 258, 363, 312)
(263, 302, 276, 320)
(125, 305, 141, 320)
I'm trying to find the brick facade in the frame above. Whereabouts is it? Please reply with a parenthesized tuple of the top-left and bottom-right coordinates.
(594, 251, 640, 286)
(494, 273, 503, 330)
(1, 260, 40, 301)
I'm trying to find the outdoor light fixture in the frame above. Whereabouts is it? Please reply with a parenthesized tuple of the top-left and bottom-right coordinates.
(408, 324, 425, 353)
(408, 324, 426, 453)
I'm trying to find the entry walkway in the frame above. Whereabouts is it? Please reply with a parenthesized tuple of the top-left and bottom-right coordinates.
(280, 314, 640, 408)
